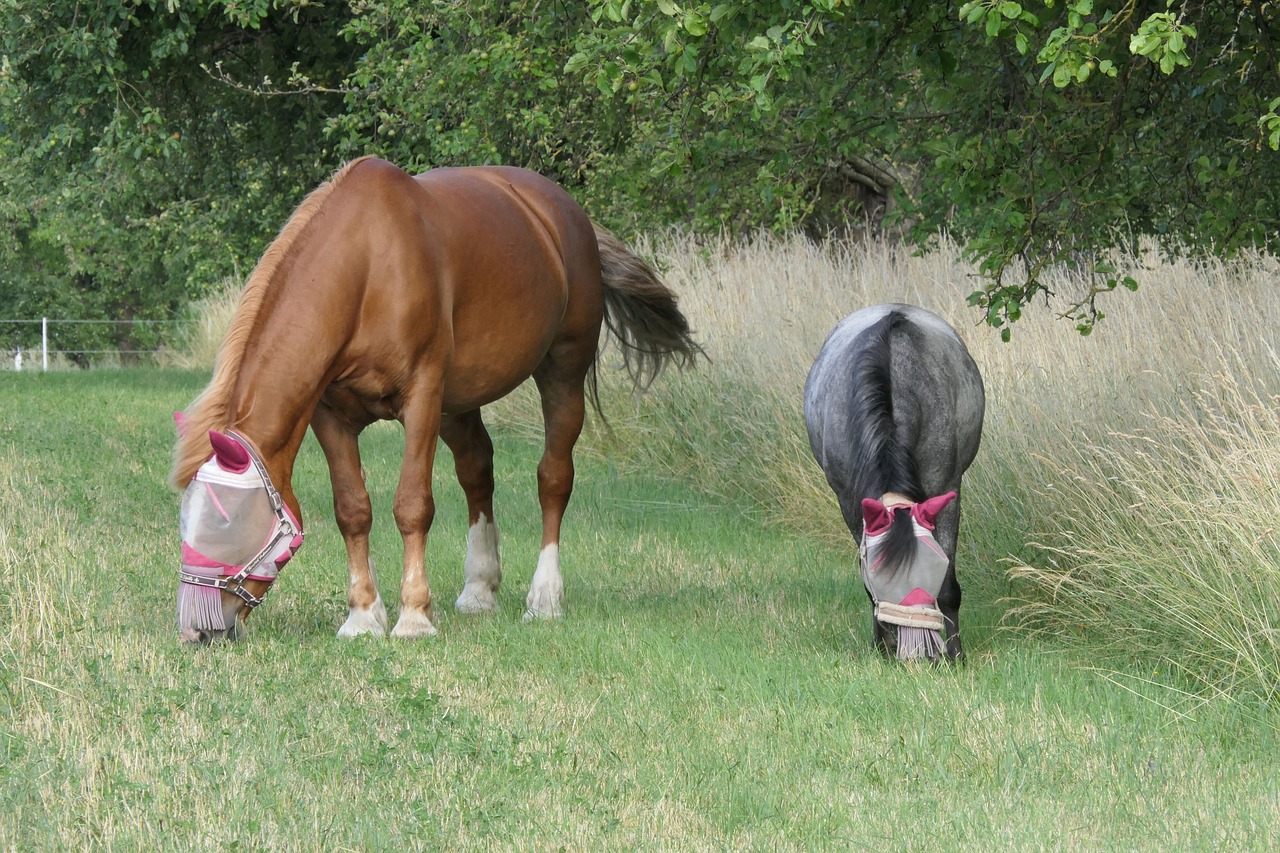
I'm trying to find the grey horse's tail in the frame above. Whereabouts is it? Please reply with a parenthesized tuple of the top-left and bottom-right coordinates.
(850, 310, 922, 504)
(589, 224, 704, 416)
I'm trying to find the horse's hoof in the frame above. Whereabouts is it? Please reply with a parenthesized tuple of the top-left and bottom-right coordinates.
(522, 598, 563, 622)
(337, 600, 389, 638)
(455, 584, 499, 614)
(391, 609, 438, 638)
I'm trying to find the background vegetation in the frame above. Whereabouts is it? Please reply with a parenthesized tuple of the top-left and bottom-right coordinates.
(2, 3, 1278, 846)
(2, 0, 1278, 354)
(2, 237, 1278, 848)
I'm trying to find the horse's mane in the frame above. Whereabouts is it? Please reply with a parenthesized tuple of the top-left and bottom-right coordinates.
(168, 156, 374, 489)
(848, 310, 923, 506)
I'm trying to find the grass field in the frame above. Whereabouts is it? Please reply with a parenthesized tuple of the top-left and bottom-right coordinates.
(2, 236, 1279, 849)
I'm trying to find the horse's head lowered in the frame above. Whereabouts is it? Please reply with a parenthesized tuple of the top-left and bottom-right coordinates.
(859, 491, 956, 662)
(176, 426, 303, 644)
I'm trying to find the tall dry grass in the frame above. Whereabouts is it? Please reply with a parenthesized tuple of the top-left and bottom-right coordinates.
(162, 277, 244, 370)
(185, 234, 1280, 698)
(512, 232, 1278, 699)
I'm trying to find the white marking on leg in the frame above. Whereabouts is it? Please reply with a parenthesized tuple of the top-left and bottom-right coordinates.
(337, 594, 388, 638)
(391, 607, 438, 638)
(337, 554, 387, 638)
(524, 544, 564, 621)
(455, 513, 501, 614)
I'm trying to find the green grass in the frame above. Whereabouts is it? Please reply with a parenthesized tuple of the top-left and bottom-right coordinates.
(2, 369, 1278, 850)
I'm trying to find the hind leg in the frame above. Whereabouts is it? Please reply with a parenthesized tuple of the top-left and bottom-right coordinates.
(311, 402, 388, 638)
(524, 369, 588, 621)
(440, 409, 502, 614)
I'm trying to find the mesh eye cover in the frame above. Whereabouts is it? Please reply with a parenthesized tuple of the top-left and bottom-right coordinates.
(862, 520, 950, 606)
(179, 457, 275, 568)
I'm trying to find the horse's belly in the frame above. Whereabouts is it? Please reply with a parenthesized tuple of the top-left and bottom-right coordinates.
(441, 335, 554, 413)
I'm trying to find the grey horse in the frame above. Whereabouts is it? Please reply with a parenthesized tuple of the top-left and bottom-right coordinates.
(804, 304, 985, 661)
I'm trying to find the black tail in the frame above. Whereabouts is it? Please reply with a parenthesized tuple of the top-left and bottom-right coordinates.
(589, 224, 704, 414)
(850, 310, 922, 506)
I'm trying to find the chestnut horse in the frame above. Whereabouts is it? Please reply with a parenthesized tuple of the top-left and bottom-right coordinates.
(171, 157, 701, 643)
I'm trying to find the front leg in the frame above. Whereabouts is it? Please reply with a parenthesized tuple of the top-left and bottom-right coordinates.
(390, 382, 445, 638)
(937, 565, 963, 662)
(933, 493, 964, 662)
(311, 403, 388, 638)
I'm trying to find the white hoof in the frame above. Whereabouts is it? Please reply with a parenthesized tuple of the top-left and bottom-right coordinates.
(524, 544, 564, 621)
(455, 583, 499, 614)
(391, 608, 438, 638)
(522, 601, 563, 622)
(337, 597, 388, 638)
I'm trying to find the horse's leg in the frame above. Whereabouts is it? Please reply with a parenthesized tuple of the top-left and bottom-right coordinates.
(439, 409, 502, 614)
(842, 498, 899, 660)
(390, 378, 446, 639)
(934, 492, 964, 662)
(870, 608, 899, 659)
(311, 402, 388, 638)
(524, 368, 587, 621)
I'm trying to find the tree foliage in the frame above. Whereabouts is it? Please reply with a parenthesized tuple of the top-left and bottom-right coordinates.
(1, 0, 1277, 353)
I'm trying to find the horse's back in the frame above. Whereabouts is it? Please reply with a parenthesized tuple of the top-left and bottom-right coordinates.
(315, 159, 605, 415)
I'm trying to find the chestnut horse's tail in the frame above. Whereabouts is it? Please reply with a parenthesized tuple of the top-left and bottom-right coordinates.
(590, 225, 703, 415)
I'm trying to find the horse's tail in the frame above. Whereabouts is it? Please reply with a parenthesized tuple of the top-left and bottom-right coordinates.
(589, 224, 704, 414)
(850, 310, 922, 505)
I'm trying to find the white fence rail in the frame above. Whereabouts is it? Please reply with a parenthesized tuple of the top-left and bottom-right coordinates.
(2, 318, 192, 370)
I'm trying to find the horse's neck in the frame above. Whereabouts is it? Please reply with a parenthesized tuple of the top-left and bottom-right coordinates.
(227, 298, 344, 491)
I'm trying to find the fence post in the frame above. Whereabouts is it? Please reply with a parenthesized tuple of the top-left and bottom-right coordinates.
(42, 317, 48, 371)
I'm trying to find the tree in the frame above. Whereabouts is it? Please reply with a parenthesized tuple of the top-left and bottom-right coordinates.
(0, 0, 357, 356)
(2, 1, 1276, 345)
(567, 0, 1280, 334)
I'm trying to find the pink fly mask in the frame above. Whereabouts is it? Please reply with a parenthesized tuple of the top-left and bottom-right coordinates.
(177, 428, 303, 638)
(859, 492, 956, 661)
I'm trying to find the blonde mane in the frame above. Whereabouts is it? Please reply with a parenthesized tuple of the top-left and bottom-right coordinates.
(169, 156, 374, 489)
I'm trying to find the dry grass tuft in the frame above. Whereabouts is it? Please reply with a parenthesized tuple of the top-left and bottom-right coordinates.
(162, 276, 244, 370)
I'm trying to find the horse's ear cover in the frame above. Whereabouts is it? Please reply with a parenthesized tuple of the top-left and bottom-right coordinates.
(861, 498, 895, 536)
(208, 429, 252, 474)
(912, 491, 957, 530)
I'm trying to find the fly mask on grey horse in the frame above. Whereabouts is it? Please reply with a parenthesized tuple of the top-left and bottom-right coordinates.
(859, 492, 956, 659)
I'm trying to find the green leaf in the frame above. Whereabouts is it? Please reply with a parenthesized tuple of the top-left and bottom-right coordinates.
(961, 2, 985, 24)
(709, 4, 734, 23)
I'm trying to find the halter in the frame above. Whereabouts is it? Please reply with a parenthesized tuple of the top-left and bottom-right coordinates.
(178, 431, 302, 611)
